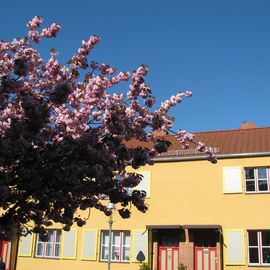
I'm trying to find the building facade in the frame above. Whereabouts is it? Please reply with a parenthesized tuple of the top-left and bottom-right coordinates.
(8, 124, 270, 270)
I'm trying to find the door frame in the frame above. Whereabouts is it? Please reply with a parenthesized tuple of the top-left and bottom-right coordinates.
(194, 246, 217, 270)
(159, 246, 179, 270)
(1, 241, 11, 270)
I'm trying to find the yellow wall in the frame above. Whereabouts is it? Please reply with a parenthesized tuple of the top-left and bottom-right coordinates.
(16, 155, 270, 270)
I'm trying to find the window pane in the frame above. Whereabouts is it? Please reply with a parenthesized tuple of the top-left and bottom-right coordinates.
(102, 231, 109, 245)
(262, 231, 270, 246)
(123, 232, 130, 246)
(101, 231, 109, 260)
(112, 246, 120, 261)
(36, 242, 44, 256)
(262, 248, 270, 264)
(45, 243, 53, 257)
(54, 243, 60, 257)
(101, 246, 109, 260)
(249, 247, 259, 263)
(258, 180, 268, 191)
(245, 168, 255, 179)
(258, 168, 267, 179)
(112, 232, 120, 246)
(55, 231, 61, 243)
(123, 247, 130, 261)
(47, 231, 54, 242)
(246, 181, 255, 192)
(248, 231, 258, 246)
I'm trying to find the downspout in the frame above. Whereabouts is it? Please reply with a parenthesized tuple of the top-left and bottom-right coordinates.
(218, 229, 224, 270)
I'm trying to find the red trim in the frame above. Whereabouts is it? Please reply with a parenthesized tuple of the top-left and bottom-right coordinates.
(165, 249, 167, 270)
(267, 169, 270, 191)
(258, 231, 262, 264)
(1, 241, 11, 270)
(41, 234, 46, 256)
(119, 231, 123, 261)
(52, 230, 56, 257)
(255, 169, 258, 192)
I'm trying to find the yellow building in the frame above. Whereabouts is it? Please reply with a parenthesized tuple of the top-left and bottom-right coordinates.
(11, 123, 270, 270)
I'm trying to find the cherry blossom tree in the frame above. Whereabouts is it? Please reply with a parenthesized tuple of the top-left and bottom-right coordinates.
(0, 16, 216, 240)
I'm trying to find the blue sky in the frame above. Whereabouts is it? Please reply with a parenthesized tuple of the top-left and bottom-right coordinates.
(1, 0, 270, 132)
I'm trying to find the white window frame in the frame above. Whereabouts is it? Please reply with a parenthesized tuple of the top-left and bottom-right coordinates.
(245, 167, 270, 193)
(248, 230, 270, 266)
(35, 229, 61, 259)
(100, 230, 130, 262)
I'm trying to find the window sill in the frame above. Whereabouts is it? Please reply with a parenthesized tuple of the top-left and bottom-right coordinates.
(34, 256, 60, 260)
(245, 191, 270, 194)
(248, 263, 270, 267)
(99, 260, 130, 264)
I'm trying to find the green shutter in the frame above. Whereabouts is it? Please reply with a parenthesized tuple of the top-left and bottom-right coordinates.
(81, 230, 98, 260)
(18, 234, 34, 257)
(61, 229, 77, 259)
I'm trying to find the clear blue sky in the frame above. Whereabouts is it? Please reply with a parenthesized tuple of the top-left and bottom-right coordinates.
(1, 0, 270, 132)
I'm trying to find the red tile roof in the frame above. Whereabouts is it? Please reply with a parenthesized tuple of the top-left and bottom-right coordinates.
(125, 126, 270, 159)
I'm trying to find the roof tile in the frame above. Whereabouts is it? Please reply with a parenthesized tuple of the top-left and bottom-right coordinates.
(125, 126, 270, 158)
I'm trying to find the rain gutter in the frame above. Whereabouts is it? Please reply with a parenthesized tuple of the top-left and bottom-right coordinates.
(152, 152, 270, 162)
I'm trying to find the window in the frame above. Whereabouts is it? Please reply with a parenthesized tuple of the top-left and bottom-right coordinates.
(245, 167, 270, 193)
(100, 230, 130, 262)
(35, 230, 61, 258)
(248, 230, 270, 265)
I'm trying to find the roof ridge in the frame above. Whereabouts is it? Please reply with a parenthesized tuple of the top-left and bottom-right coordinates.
(194, 126, 270, 134)
(160, 126, 270, 138)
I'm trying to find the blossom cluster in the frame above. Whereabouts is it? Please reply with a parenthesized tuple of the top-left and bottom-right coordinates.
(27, 16, 61, 43)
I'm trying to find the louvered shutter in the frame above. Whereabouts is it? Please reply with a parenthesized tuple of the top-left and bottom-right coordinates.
(225, 229, 245, 265)
(136, 172, 151, 198)
(81, 230, 98, 260)
(61, 229, 77, 259)
(18, 234, 33, 257)
(223, 167, 242, 193)
(132, 230, 148, 262)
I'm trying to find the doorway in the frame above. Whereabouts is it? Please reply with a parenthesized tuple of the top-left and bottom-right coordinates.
(192, 229, 219, 270)
(195, 247, 217, 270)
(158, 232, 180, 270)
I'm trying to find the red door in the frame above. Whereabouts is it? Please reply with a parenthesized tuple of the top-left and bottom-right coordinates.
(159, 246, 179, 270)
(1, 241, 11, 270)
(195, 247, 217, 270)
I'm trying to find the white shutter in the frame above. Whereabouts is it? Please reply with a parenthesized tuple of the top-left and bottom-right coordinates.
(136, 171, 151, 198)
(132, 230, 148, 262)
(223, 167, 242, 193)
(61, 229, 77, 259)
(18, 234, 33, 257)
(81, 230, 98, 260)
(225, 229, 245, 265)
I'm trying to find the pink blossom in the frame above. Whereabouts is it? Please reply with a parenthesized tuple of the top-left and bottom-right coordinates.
(28, 30, 40, 43)
(27, 16, 43, 30)
(40, 23, 61, 38)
